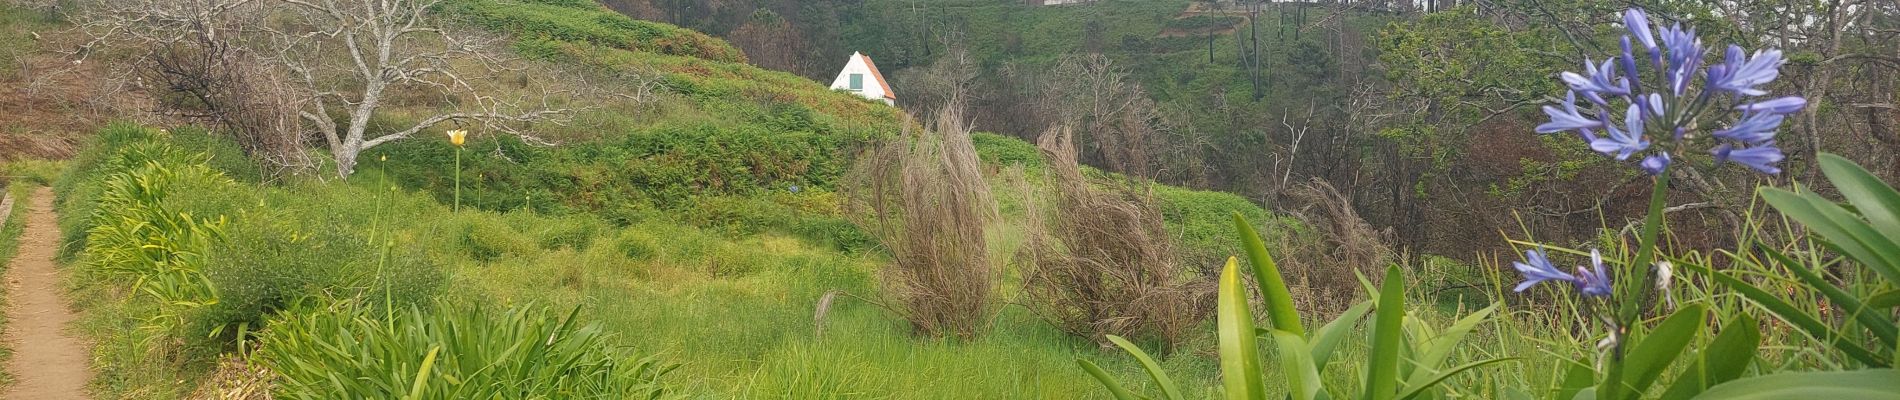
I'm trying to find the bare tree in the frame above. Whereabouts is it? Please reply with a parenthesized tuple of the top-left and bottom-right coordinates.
(270, 0, 570, 177)
(74, 0, 574, 177)
(1040, 54, 1164, 179)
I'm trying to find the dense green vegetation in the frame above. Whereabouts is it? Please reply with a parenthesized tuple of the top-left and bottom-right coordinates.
(48, 123, 1280, 397)
(5, 0, 1897, 398)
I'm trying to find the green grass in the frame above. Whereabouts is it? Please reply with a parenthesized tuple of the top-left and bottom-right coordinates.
(54, 128, 1279, 398)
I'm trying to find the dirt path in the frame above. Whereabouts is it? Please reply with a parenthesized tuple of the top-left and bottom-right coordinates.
(2, 188, 92, 399)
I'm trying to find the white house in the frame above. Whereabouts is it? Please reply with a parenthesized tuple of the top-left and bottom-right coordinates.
(830, 51, 896, 106)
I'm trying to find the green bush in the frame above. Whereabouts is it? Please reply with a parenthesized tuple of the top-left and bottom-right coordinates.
(200, 211, 443, 341)
(972, 132, 1045, 168)
(258, 301, 674, 399)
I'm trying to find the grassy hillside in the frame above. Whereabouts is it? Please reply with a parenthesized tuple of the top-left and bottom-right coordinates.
(27, 2, 1308, 396)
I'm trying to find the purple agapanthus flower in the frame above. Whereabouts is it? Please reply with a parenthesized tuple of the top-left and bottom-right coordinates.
(1576, 250, 1614, 298)
(1738, 96, 1807, 115)
(1537, 91, 1603, 134)
(1513, 248, 1577, 292)
(1708, 46, 1785, 96)
(1535, 7, 1805, 177)
(1713, 112, 1785, 145)
(1714, 144, 1786, 174)
(1589, 104, 1649, 160)
(1563, 58, 1630, 105)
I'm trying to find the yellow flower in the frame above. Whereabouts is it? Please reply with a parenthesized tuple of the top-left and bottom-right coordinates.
(447, 129, 468, 147)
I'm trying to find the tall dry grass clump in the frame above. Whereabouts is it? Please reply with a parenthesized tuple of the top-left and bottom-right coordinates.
(1273, 178, 1395, 316)
(1020, 125, 1208, 348)
(847, 105, 998, 340)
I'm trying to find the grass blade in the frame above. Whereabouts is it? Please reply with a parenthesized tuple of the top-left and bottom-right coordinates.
(1761, 188, 1900, 284)
(1554, 357, 1594, 400)
(1395, 357, 1517, 400)
(1404, 302, 1499, 388)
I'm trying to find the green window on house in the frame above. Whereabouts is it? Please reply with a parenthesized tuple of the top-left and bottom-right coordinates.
(849, 73, 864, 90)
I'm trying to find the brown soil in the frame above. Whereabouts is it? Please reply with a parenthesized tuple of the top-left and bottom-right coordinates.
(2, 188, 92, 399)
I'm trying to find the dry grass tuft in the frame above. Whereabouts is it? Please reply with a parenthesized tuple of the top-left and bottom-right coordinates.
(1018, 124, 1209, 349)
(1274, 178, 1396, 316)
(846, 104, 998, 340)
(187, 354, 274, 400)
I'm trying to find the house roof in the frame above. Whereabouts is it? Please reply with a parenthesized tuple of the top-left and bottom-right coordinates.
(857, 52, 896, 100)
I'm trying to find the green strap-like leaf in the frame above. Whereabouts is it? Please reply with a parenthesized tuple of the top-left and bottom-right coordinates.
(1692, 369, 1900, 399)
(1820, 153, 1900, 244)
(1760, 245, 1898, 348)
(1105, 335, 1185, 400)
(1311, 300, 1373, 368)
(1553, 357, 1595, 400)
(1365, 265, 1406, 400)
(1688, 262, 1892, 367)
(1235, 214, 1305, 336)
(1871, 290, 1900, 309)
(1403, 302, 1500, 389)
(1077, 359, 1148, 400)
(1217, 257, 1268, 400)
(1602, 304, 1706, 400)
(1761, 188, 1900, 284)
(1658, 314, 1761, 399)
(1272, 330, 1325, 400)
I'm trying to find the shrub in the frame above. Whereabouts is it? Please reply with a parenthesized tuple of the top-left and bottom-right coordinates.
(846, 107, 999, 339)
(257, 301, 674, 399)
(200, 211, 443, 341)
(1021, 125, 1207, 348)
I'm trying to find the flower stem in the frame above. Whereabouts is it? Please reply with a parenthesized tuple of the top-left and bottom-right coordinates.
(1620, 169, 1670, 324)
(453, 148, 462, 213)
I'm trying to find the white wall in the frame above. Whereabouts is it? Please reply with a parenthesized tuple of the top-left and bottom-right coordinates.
(829, 52, 893, 105)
